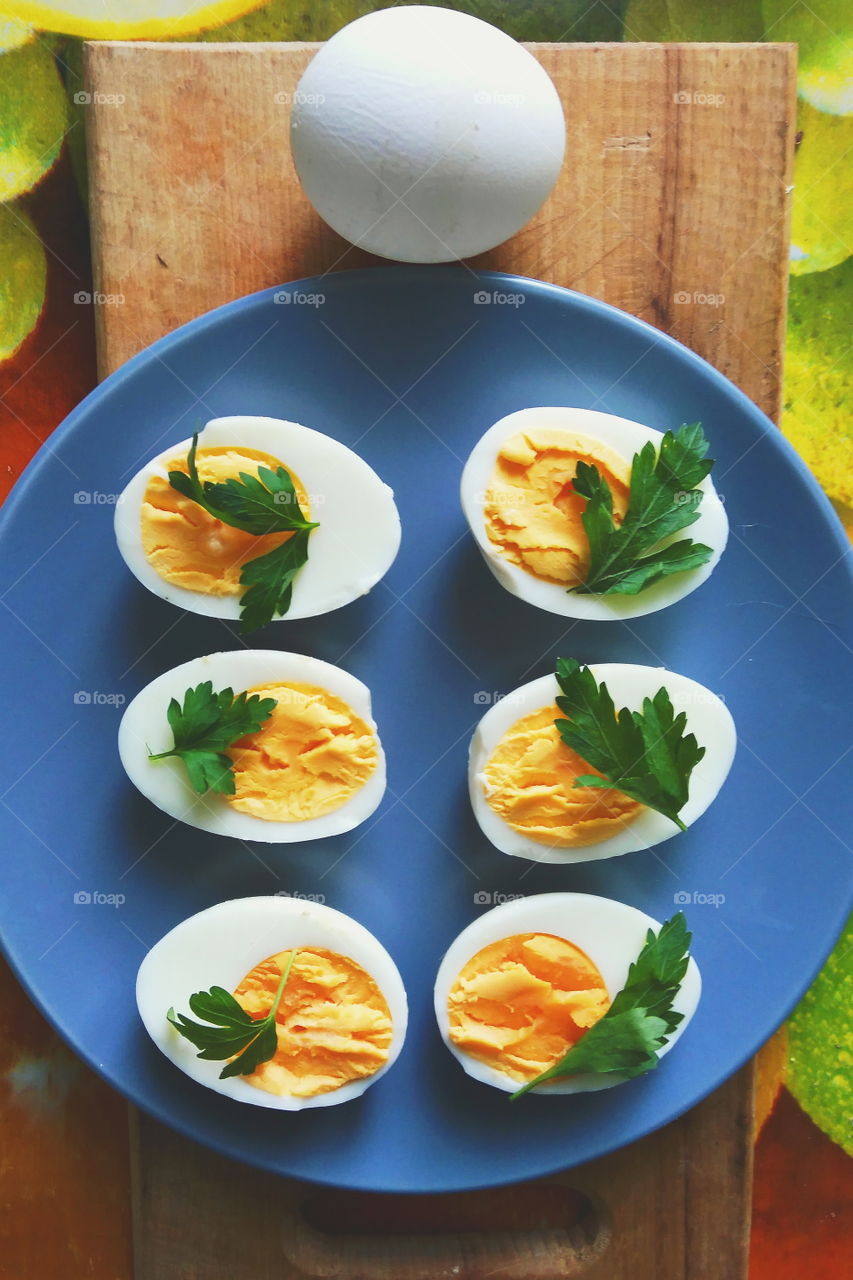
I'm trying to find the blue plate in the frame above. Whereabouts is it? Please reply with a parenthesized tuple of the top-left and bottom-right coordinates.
(0, 267, 850, 1193)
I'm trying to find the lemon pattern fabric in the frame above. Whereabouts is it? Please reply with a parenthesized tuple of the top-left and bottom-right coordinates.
(790, 101, 853, 277)
(788, 914, 853, 1155)
(0, 202, 46, 360)
(0, 39, 67, 201)
(762, 0, 853, 115)
(782, 257, 853, 523)
(0, 1, 267, 39)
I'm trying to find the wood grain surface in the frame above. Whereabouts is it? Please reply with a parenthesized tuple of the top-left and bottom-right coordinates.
(87, 41, 795, 420)
(84, 39, 797, 1280)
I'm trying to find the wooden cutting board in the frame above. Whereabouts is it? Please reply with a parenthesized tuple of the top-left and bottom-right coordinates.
(85, 39, 796, 1280)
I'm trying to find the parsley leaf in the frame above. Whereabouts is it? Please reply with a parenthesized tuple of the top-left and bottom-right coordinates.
(571, 423, 715, 595)
(554, 658, 705, 830)
(238, 527, 312, 636)
(167, 434, 319, 630)
(148, 680, 277, 796)
(510, 914, 691, 1098)
(168, 949, 298, 1079)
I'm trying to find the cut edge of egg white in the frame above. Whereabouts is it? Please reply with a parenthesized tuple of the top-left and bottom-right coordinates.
(469, 663, 736, 864)
(118, 649, 386, 843)
(138, 896, 408, 1110)
(114, 415, 401, 621)
(434, 892, 701, 1095)
(459, 406, 729, 620)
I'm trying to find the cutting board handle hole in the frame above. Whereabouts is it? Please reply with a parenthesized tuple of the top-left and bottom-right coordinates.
(284, 1181, 611, 1279)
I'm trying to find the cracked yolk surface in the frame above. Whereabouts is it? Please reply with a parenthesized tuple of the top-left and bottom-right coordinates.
(234, 947, 392, 1098)
(448, 932, 610, 1083)
(225, 682, 378, 823)
(483, 428, 631, 586)
(482, 705, 642, 847)
(140, 445, 311, 596)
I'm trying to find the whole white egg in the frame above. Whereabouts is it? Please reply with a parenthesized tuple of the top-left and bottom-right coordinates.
(470, 663, 736, 864)
(119, 649, 386, 843)
(115, 415, 401, 622)
(138, 895, 408, 1110)
(290, 6, 566, 263)
(434, 892, 701, 1094)
(460, 406, 729, 620)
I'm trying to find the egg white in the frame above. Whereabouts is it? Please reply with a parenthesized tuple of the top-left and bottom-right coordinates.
(115, 415, 401, 621)
(138, 895, 408, 1110)
(470, 663, 736, 864)
(434, 892, 701, 1095)
(459, 406, 729, 620)
(291, 6, 566, 263)
(118, 649, 386, 843)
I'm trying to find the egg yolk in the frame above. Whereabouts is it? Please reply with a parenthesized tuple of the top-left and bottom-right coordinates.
(140, 445, 311, 596)
(482, 705, 641, 847)
(233, 947, 392, 1098)
(226, 682, 378, 823)
(483, 428, 631, 586)
(448, 932, 610, 1083)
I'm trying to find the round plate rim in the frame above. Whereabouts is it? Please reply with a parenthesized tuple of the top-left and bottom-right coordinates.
(0, 264, 851, 1193)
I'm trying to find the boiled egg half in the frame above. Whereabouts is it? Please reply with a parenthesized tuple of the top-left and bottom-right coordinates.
(115, 415, 401, 622)
(119, 649, 385, 842)
(434, 892, 701, 1095)
(470, 663, 735, 863)
(138, 895, 407, 1110)
(460, 406, 728, 620)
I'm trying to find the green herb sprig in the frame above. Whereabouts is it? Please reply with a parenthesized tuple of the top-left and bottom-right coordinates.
(571, 423, 714, 596)
(511, 914, 691, 1098)
(148, 680, 277, 796)
(554, 657, 705, 830)
(168, 434, 319, 631)
(167, 948, 298, 1079)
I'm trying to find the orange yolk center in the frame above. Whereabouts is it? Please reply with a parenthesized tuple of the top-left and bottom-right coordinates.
(483, 428, 630, 586)
(447, 932, 610, 1083)
(225, 682, 378, 823)
(140, 445, 311, 597)
(482, 705, 642, 847)
(233, 947, 392, 1099)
